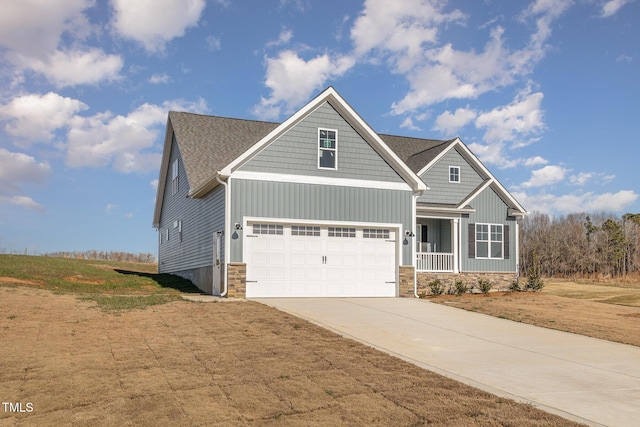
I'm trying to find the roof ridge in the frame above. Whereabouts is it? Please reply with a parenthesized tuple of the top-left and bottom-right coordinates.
(169, 110, 281, 126)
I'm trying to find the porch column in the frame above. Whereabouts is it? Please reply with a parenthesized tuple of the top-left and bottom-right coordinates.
(452, 218, 459, 273)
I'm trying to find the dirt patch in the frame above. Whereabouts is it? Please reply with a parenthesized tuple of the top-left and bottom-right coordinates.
(0, 287, 582, 426)
(63, 275, 106, 285)
(429, 290, 640, 347)
(0, 276, 42, 286)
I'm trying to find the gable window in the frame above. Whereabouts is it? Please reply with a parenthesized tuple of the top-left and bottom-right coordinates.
(172, 160, 179, 195)
(476, 224, 502, 259)
(449, 166, 460, 183)
(318, 128, 337, 170)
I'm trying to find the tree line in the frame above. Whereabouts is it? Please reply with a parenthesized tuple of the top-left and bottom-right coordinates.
(43, 250, 156, 264)
(519, 212, 640, 278)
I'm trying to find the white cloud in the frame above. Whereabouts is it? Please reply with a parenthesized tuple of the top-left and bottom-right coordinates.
(399, 117, 422, 131)
(474, 87, 545, 145)
(520, 165, 568, 188)
(468, 141, 519, 169)
(570, 172, 594, 186)
(0, 148, 50, 212)
(0, 148, 51, 194)
(601, 0, 636, 17)
(351, 0, 465, 73)
(151, 179, 159, 191)
(253, 50, 355, 120)
(267, 29, 293, 47)
(616, 54, 632, 63)
(0, 196, 45, 213)
(514, 190, 638, 215)
(111, 0, 207, 52)
(433, 107, 477, 136)
(0, 92, 88, 143)
(105, 203, 118, 214)
(206, 35, 221, 51)
(16, 48, 123, 88)
(66, 98, 208, 173)
(523, 156, 549, 167)
(149, 73, 170, 84)
(0, 0, 92, 59)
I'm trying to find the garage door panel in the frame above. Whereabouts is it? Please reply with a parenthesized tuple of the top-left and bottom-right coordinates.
(246, 222, 397, 298)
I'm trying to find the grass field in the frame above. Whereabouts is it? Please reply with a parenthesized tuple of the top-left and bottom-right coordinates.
(0, 255, 583, 426)
(0, 254, 201, 311)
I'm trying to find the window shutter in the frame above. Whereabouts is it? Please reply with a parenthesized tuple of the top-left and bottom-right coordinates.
(504, 225, 510, 259)
(468, 223, 475, 259)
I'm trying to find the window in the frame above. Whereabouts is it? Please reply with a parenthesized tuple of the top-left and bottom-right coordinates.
(318, 128, 337, 169)
(162, 229, 169, 243)
(449, 166, 460, 183)
(253, 224, 284, 235)
(328, 227, 355, 238)
(476, 224, 503, 259)
(291, 225, 320, 236)
(172, 160, 179, 195)
(363, 228, 390, 239)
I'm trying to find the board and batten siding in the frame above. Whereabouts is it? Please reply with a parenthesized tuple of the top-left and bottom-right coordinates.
(419, 147, 484, 205)
(240, 101, 404, 183)
(461, 186, 517, 272)
(229, 178, 413, 265)
(158, 136, 225, 275)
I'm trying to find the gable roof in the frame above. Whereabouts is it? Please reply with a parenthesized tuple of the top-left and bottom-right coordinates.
(381, 134, 456, 174)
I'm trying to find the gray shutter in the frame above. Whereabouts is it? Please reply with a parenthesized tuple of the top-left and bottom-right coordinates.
(504, 225, 510, 259)
(468, 223, 475, 259)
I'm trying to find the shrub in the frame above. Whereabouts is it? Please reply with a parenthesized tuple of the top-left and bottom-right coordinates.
(477, 279, 493, 294)
(526, 251, 545, 292)
(509, 280, 521, 292)
(454, 279, 468, 295)
(427, 279, 445, 295)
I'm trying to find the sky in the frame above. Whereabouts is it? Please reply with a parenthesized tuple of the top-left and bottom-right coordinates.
(0, 0, 639, 257)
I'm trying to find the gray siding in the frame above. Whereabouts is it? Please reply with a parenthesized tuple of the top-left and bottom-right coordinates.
(240, 102, 404, 183)
(461, 187, 517, 272)
(419, 147, 484, 205)
(230, 178, 413, 264)
(417, 219, 451, 253)
(158, 136, 225, 274)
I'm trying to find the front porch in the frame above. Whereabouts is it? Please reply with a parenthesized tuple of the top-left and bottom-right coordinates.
(415, 217, 459, 273)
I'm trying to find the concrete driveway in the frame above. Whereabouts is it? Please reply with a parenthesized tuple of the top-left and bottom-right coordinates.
(257, 298, 640, 427)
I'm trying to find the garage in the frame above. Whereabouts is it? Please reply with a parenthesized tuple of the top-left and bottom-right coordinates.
(244, 221, 398, 298)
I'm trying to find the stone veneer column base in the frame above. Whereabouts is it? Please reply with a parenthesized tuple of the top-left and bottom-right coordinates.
(416, 272, 517, 295)
(399, 266, 415, 298)
(226, 263, 246, 298)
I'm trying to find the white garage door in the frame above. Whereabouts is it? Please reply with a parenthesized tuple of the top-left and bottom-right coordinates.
(244, 222, 397, 298)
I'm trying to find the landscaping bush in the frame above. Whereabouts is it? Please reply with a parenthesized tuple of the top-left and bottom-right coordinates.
(454, 279, 468, 295)
(526, 251, 545, 292)
(427, 279, 446, 295)
(509, 280, 521, 292)
(477, 279, 493, 294)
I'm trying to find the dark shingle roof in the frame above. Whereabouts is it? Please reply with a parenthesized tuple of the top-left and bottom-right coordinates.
(379, 134, 455, 173)
(169, 112, 455, 191)
(169, 112, 279, 192)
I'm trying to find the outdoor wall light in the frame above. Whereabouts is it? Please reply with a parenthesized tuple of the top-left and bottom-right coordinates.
(234, 223, 243, 230)
(404, 230, 415, 237)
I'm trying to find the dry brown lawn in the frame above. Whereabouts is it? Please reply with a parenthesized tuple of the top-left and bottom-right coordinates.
(428, 279, 640, 348)
(0, 286, 583, 426)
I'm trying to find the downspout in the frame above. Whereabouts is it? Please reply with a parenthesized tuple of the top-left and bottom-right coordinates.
(412, 193, 420, 298)
(215, 174, 229, 297)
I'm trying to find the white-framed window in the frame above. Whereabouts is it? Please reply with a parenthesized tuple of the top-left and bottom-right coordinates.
(363, 228, 390, 239)
(291, 225, 320, 236)
(328, 227, 356, 238)
(318, 128, 337, 170)
(163, 228, 169, 243)
(253, 224, 284, 235)
(172, 160, 179, 195)
(476, 223, 503, 259)
(449, 166, 460, 183)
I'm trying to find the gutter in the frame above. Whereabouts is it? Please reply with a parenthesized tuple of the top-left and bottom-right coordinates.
(215, 173, 230, 297)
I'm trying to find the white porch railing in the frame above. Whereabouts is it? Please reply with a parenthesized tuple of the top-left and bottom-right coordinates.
(416, 252, 454, 272)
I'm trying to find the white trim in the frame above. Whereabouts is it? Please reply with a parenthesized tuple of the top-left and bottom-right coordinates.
(457, 178, 493, 209)
(452, 218, 459, 273)
(416, 206, 475, 215)
(412, 194, 418, 298)
(416, 138, 526, 214)
(475, 223, 504, 260)
(220, 87, 427, 193)
(230, 170, 412, 191)
(318, 127, 338, 170)
(448, 165, 460, 183)
(416, 212, 462, 220)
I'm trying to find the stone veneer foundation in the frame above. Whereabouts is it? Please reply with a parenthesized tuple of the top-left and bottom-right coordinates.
(415, 271, 517, 296)
(226, 263, 246, 298)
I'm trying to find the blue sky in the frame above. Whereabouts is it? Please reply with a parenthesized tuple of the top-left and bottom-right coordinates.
(1, 0, 638, 257)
